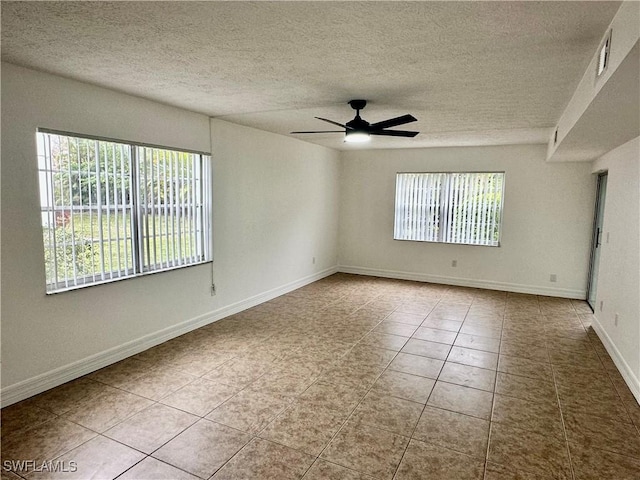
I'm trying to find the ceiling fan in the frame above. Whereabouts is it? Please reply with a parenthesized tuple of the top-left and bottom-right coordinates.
(291, 100, 419, 143)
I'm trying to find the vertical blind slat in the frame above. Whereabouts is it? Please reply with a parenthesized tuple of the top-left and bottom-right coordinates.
(119, 144, 129, 275)
(133, 147, 143, 274)
(63, 136, 77, 284)
(426, 175, 431, 241)
(86, 141, 95, 282)
(169, 151, 176, 266)
(401, 174, 408, 239)
(482, 175, 490, 245)
(469, 174, 478, 244)
(75, 138, 85, 283)
(480, 175, 486, 245)
(406, 175, 412, 240)
(111, 141, 120, 277)
(394, 175, 401, 238)
(185, 154, 192, 263)
(176, 151, 183, 266)
(417, 174, 423, 241)
(45, 134, 58, 288)
(155, 148, 161, 267)
(104, 140, 113, 278)
(148, 148, 156, 268)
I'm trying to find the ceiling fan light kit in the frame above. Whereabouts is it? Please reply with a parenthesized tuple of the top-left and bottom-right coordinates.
(344, 131, 370, 143)
(291, 100, 419, 143)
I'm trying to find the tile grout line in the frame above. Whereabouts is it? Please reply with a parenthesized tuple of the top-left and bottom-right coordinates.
(481, 304, 504, 480)
(111, 453, 200, 480)
(387, 294, 501, 480)
(66, 293, 372, 479)
(249, 290, 399, 479)
(547, 303, 583, 480)
(176, 291, 378, 480)
(386, 297, 450, 480)
(299, 292, 461, 477)
(318, 299, 504, 475)
(305, 302, 419, 478)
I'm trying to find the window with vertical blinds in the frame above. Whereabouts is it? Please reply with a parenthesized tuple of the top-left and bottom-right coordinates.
(36, 130, 212, 293)
(394, 172, 504, 246)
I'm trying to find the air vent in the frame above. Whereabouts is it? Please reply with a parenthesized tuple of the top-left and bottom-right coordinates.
(596, 30, 612, 78)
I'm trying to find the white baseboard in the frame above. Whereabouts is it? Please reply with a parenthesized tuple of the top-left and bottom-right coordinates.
(1, 266, 338, 408)
(338, 265, 586, 299)
(591, 316, 640, 405)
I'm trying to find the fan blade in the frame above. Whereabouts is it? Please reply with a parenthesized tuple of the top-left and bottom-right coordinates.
(290, 130, 344, 134)
(369, 114, 417, 130)
(370, 130, 419, 137)
(315, 117, 350, 129)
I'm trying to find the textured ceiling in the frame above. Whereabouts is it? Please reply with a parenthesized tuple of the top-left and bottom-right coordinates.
(1, 1, 621, 150)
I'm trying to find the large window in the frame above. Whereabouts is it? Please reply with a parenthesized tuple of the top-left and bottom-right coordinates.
(394, 172, 504, 246)
(37, 130, 212, 293)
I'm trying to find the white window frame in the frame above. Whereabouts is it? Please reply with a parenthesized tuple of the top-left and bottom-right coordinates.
(36, 129, 212, 294)
(394, 171, 505, 247)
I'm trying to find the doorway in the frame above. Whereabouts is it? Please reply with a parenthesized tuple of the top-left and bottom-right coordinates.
(587, 172, 608, 310)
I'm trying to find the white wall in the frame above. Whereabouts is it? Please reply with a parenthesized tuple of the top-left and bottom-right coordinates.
(338, 145, 595, 298)
(209, 119, 340, 306)
(591, 137, 640, 397)
(0, 63, 339, 405)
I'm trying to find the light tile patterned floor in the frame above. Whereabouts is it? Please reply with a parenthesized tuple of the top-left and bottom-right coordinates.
(2, 273, 640, 479)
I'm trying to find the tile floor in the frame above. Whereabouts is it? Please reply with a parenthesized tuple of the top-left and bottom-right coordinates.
(2, 273, 640, 479)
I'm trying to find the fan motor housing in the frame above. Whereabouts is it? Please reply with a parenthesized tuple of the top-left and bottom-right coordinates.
(346, 116, 370, 130)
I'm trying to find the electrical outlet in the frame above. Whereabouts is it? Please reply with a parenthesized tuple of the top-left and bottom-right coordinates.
(211, 283, 216, 296)
(451, 260, 457, 267)
(614, 313, 619, 326)
(549, 274, 557, 283)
